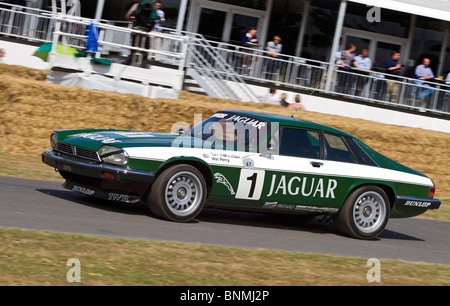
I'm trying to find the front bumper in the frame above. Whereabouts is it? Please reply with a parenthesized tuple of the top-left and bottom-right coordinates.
(42, 150, 155, 202)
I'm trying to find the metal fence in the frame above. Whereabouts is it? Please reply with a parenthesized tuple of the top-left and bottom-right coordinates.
(200, 40, 450, 114)
(0, 2, 449, 114)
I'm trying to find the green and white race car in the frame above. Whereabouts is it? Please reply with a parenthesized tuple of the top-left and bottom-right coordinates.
(42, 110, 441, 239)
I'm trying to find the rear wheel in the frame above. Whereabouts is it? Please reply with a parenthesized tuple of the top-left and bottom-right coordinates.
(334, 186, 390, 239)
(148, 164, 207, 222)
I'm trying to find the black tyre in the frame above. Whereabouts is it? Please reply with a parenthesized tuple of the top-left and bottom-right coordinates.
(147, 164, 207, 222)
(334, 185, 390, 239)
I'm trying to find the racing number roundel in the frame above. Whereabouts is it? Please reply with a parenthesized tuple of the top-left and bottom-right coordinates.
(236, 169, 265, 200)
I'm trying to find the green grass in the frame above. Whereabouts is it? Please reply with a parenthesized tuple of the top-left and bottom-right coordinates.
(1, 227, 450, 286)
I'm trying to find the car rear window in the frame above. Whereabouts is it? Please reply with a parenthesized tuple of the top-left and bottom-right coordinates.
(323, 133, 356, 163)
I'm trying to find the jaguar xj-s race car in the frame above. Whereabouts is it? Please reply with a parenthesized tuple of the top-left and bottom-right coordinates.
(42, 110, 441, 239)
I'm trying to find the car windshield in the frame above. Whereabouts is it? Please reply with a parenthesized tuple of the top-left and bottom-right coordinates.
(190, 112, 272, 152)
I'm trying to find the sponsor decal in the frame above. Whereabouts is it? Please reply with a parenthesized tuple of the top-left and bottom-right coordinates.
(214, 173, 235, 195)
(68, 131, 155, 145)
(263, 202, 338, 213)
(404, 200, 432, 208)
(72, 185, 95, 196)
(263, 201, 277, 208)
(235, 169, 266, 200)
(276, 203, 295, 210)
(113, 132, 155, 138)
(295, 205, 339, 214)
(266, 174, 338, 199)
(243, 158, 254, 169)
(227, 114, 267, 130)
(108, 193, 130, 203)
(69, 133, 121, 144)
(209, 152, 240, 164)
(211, 113, 267, 130)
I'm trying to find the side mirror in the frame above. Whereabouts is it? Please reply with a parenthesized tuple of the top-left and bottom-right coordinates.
(176, 126, 191, 135)
(260, 145, 276, 159)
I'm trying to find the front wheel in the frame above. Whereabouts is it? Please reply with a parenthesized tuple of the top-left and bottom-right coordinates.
(147, 164, 207, 222)
(334, 186, 390, 239)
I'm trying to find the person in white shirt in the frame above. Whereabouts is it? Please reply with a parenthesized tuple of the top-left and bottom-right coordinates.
(152, 1, 165, 60)
(353, 49, 372, 71)
(260, 87, 281, 105)
(153, 1, 165, 31)
(414, 58, 435, 107)
(263, 36, 282, 80)
(353, 49, 372, 96)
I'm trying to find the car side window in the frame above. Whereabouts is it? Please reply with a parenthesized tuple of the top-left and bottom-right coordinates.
(324, 133, 356, 163)
(279, 127, 320, 159)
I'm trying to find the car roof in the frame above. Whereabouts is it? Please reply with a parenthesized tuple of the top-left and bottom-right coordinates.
(223, 110, 353, 138)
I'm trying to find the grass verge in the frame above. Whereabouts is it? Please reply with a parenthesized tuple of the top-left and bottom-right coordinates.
(1, 227, 450, 286)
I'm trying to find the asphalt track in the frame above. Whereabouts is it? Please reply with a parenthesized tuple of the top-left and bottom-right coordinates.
(1, 176, 449, 265)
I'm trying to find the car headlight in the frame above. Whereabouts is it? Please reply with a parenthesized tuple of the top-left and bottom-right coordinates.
(50, 132, 58, 149)
(98, 145, 128, 165)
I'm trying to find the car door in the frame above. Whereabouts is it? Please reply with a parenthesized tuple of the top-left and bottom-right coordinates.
(233, 126, 339, 212)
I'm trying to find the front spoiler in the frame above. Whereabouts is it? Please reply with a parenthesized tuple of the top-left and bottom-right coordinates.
(396, 196, 441, 210)
(42, 150, 155, 202)
(62, 180, 142, 203)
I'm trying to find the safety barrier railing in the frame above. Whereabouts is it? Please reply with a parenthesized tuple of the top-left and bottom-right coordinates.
(195, 39, 449, 114)
(0, 4, 54, 42)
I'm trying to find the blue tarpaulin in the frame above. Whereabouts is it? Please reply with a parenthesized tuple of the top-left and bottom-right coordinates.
(85, 21, 99, 53)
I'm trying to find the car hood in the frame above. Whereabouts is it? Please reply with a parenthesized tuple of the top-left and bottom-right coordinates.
(57, 129, 202, 151)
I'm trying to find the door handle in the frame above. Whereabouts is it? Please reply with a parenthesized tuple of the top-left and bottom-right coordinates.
(310, 161, 324, 168)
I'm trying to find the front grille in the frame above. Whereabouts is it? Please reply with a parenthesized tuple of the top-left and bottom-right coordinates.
(56, 141, 100, 162)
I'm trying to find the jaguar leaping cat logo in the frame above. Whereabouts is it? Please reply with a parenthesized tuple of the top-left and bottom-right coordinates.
(214, 173, 235, 195)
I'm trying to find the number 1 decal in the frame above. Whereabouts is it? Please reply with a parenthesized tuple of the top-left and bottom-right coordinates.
(236, 169, 265, 200)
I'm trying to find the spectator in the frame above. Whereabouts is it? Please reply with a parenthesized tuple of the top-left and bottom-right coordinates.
(151, 0, 165, 61)
(444, 71, 450, 112)
(386, 51, 403, 102)
(241, 27, 259, 46)
(353, 49, 372, 96)
(0, 48, 5, 63)
(260, 87, 281, 105)
(263, 36, 282, 80)
(241, 27, 259, 69)
(123, 0, 159, 68)
(414, 57, 435, 109)
(339, 44, 356, 68)
(386, 51, 402, 102)
(280, 92, 289, 107)
(353, 49, 372, 71)
(337, 44, 356, 94)
(280, 93, 306, 110)
(153, 1, 165, 31)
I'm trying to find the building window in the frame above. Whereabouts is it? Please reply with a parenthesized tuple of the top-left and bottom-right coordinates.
(209, 0, 266, 11)
(410, 16, 447, 75)
(301, 0, 339, 60)
(266, 0, 303, 56)
(344, 3, 410, 38)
